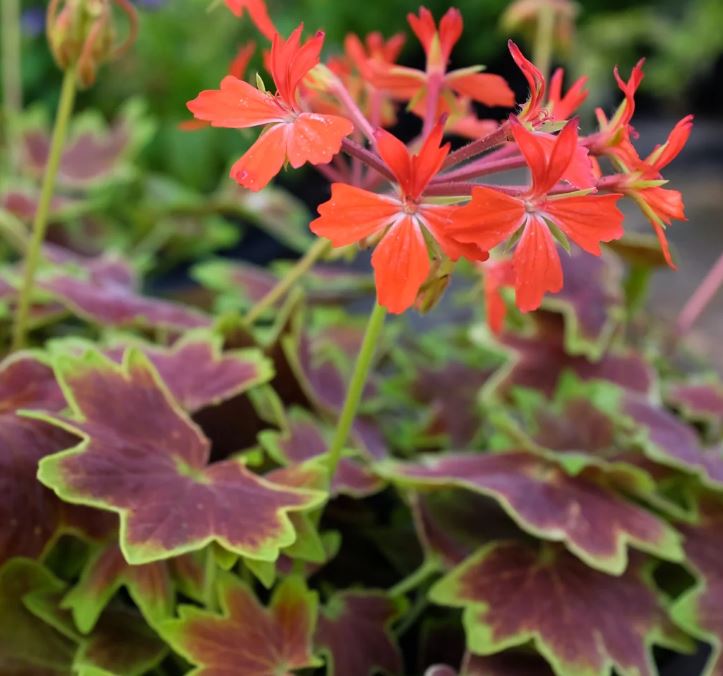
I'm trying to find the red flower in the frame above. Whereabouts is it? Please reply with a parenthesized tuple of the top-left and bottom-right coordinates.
(610, 114, 693, 268)
(224, 0, 276, 41)
(450, 118, 624, 312)
(589, 59, 645, 168)
(187, 26, 354, 191)
(310, 123, 488, 313)
(371, 9, 515, 118)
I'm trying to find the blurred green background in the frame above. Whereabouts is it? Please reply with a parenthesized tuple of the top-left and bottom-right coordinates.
(17, 0, 723, 192)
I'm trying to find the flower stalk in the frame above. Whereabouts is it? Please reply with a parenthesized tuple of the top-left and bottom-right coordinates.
(676, 251, 723, 336)
(1, 0, 23, 171)
(244, 238, 332, 325)
(12, 67, 78, 351)
(326, 301, 386, 487)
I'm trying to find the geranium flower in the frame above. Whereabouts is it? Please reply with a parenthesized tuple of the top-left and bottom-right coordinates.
(224, 0, 276, 40)
(507, 42, 594, 189)
(187, 25, 354, 191)
(449, 118, 624, 312)
(371, 8, 515, 121)
(310, 123, 488, 313)
(609, 114, 693, 268)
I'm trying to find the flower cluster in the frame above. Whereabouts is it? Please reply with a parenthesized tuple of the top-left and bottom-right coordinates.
(188, 1, 692, 326)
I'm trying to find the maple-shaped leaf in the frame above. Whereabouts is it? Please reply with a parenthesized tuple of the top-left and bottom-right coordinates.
(382, 451, 682, 573)
(622, 394, 723, 489)
(316, 591, 403, 676)
(542, 250, 624, 360)
(671, 496, 723, 675)
(105, 333, 274, 413)
(666, 380, 723, 429)
(35, 349, 324, 564)
(39, 261, 210, 330)
(430, 541, 686, 676)
(0, 354, 91, 563)
(161, 573, 321, 675)
(260, 409, 383, 497)
(483, 315, 655, 397)
(0, 558, 76, 673)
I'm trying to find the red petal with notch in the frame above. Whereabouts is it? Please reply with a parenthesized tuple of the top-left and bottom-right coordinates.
(187, 76, 283, 128)
(371, 216, 430, 314)
(230, 123, 287, 191)
(545, 193, 624, 255)
(450, 187, 526, 251)
(447, 72, 515, 108)
(513, 215, 563, 312)
(311, 184, 399, 247)
(286, 113, 354, 169)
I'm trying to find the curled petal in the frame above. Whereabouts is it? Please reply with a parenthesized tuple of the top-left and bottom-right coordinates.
(372, 217, 431, 313)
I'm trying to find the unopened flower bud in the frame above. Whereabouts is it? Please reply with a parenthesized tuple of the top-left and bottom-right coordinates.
(46, 0, 137, 88)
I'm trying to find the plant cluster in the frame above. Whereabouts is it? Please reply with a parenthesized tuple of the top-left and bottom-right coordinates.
(0, 1, 721, 675)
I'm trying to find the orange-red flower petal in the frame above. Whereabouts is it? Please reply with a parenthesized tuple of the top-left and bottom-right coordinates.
(286, 113, 354, 168)
(371, 216, 431, 313)
(187, 76, 283, 128)
(310, 184, 399, 246)
(230, 124, 286, 191)
(513, 215, 563, 311)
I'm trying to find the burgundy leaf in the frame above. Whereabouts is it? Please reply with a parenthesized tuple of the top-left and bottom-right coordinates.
(36, 349, 324, 564)
(105, 334, 273, 413)
(672, 496, 723, 674)
(543, 250, 623, 359)
(161, 574, 320, 675)
(316, 591, 403, 676)
(490, 315, 654, 397)
(384, 451, 682, 573)
(666, 381, 723, 426)
(261, 411, 383, 497)
(623, 394, 723, 488)
(40, 270, 210, 331)
(431, 541, 684, 676)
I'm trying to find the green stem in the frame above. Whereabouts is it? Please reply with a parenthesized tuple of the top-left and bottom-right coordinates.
(2, 0, 23, 170)
(326, 301, 386, 485)
(533, 3, 555, 85)
(389, 558, 438, 598)
(11, 67, 77, 351)
(244, 238, 331, 325)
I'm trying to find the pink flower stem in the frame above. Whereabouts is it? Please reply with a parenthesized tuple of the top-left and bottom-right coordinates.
(442, 123, 510, 169)
(330, 80, 376, 145)
(676, 251, 723, 335)
(315, 162, 347, 184)
(432, 155, 527, 183)
(341, 138, 395, 182)
(422, 72, 444, 137)
(425, 182, 523, 197)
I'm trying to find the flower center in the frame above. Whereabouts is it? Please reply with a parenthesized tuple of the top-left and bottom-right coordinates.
(402, 197, 419, 215)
